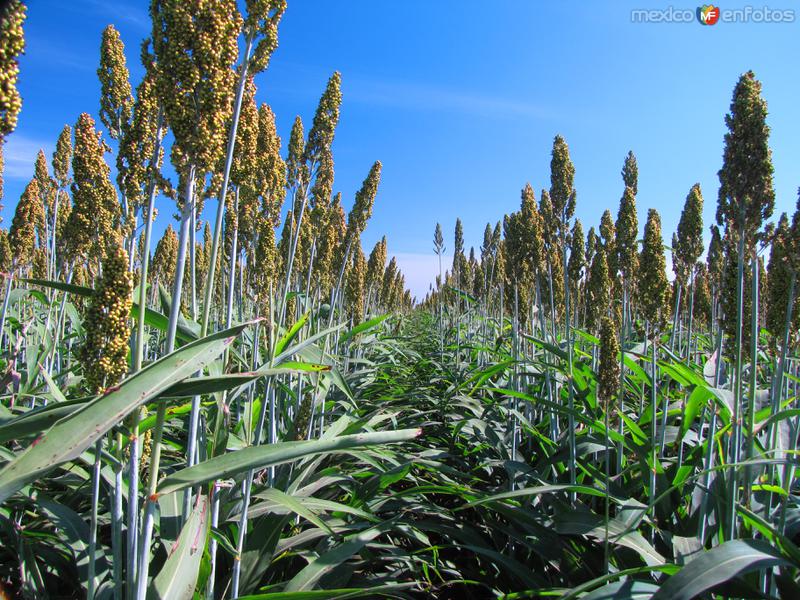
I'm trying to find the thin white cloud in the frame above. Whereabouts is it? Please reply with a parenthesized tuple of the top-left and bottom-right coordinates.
(2, 134, 52, 180)
(26, 36, 95, 72)
(76, 0, 150, 29)
(347, 77, 554, 120)
(393, 252, 453, 301)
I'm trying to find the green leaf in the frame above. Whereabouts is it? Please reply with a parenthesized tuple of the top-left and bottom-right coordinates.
(459, 543, 546, 588)
(8, 287, 50, 307)
(21, 278, 93, 297)
(554, 509, 665, 566)
(581, 580, 659, 600)
(340, 313, 390, 343)
(157, 428, 421, 496)
(245, 495, 377, 523)
(158, 284, 201, 341)
(37, 364, 68, 403)
(161, 363, 330, 399)
(272, 324, 345, 366)
(651, 539, 789, 600)
(0, 323, 248, 504)
(238, 583, 415, 599)
(460, 359, 516, 395)
(275, 312, 310, 358)
(680, 385, 714, 441)
(147, 494, 208, 600)
(23, 277, 197, 342)
(284, 520, 398, 591)
(247, 488, 333, 534)
(447, 286, 477, 305)
(461, 484, 606, 509)
(130, 302, 196, 343)
(0, 398, 88, 444)
(162, 374, 260, 398)
(252, 361, 332, 379)
(36, 494, 111, 595)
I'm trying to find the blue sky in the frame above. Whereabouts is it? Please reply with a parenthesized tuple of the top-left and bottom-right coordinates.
(2, 0, 799, 298)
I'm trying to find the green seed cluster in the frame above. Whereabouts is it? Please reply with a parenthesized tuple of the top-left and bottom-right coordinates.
(717, 71, 774, 252)
(674, 184, 705, 286)
(151, 223, 178, 287)
(366, 236, 387, 298)
(568, 219, 585, 303)
(0, 141, 4, 220)
(0, 228, 11, 272)
(98, 25, 133, 140)
(621, 150, 638, 196)
(598, 316, 620, 408)
(244, 0, 286, 73)
(35, 150, 56, 218)
(346, 161, 382, 243)
(65, 113, 120, 274)
(80, 241, 133, 393)
(549, 135, 576, 234)
(615, 184, 638, 294)
(346, 242, 366, 323)
(503, 184, 543, 320)
(10, 178, 44, 267)
(118, 47, 162, 220)
(0, 0, 26, 138)
(585, 245, 610, 334)
(638, 209, 670, 333)
(286, 116, 307, 190)
(255, 103, 286, 226)
(52, 125, 73, 190)
(151, 0, 242, 174)
(304, 72, 342, 166)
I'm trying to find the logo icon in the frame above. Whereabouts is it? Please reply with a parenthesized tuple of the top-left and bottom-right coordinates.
(697, 4, 721, 25)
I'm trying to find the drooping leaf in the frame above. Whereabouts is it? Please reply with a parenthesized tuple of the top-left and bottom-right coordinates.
(340, 313, 390, 343)
(147, 494, 209, 600)
(284, 520, 398, 591)
(0, 323, 248, 504)
(37, 494, 111, 596)
(651, 539, 789, 600)
(0, 397, 88, 444)
(238, 583, 416, 599)
(274, 312, 310, 358)
(157, 428, 421, 496)
(580, 580, 659, 600)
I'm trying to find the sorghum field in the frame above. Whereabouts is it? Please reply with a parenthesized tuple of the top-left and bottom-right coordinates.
(1, 2, 799, 599)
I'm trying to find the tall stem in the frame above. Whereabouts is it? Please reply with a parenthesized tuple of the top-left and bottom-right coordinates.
(698, 331, 722, 543)
(438, 251, 443, 354)
(206, 484, 222, 599)
(226, 188, 240, 329)
(649, 335, 658, 527)
(112, 443, 123, 600)
(50, 190, 61, 281)
(87, 439, 102, 600)
(136, 166, 194, 600)
(744, 256, 760, 503)
(200, 35, 254, 338)
(563, 233, 576, 503)
(327, 238, 352, 330)
(767, 272, 795, 522)
(128, 114, 164, 592)
(670, 284, 682, 352)
(617, 283, 628, 475)
(686, 268, 696, 364)
(0, 272, 13, 350)
(190, 206, 198, 321)
(728, 226, 746, 540)
(279, 176, 316, 329)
